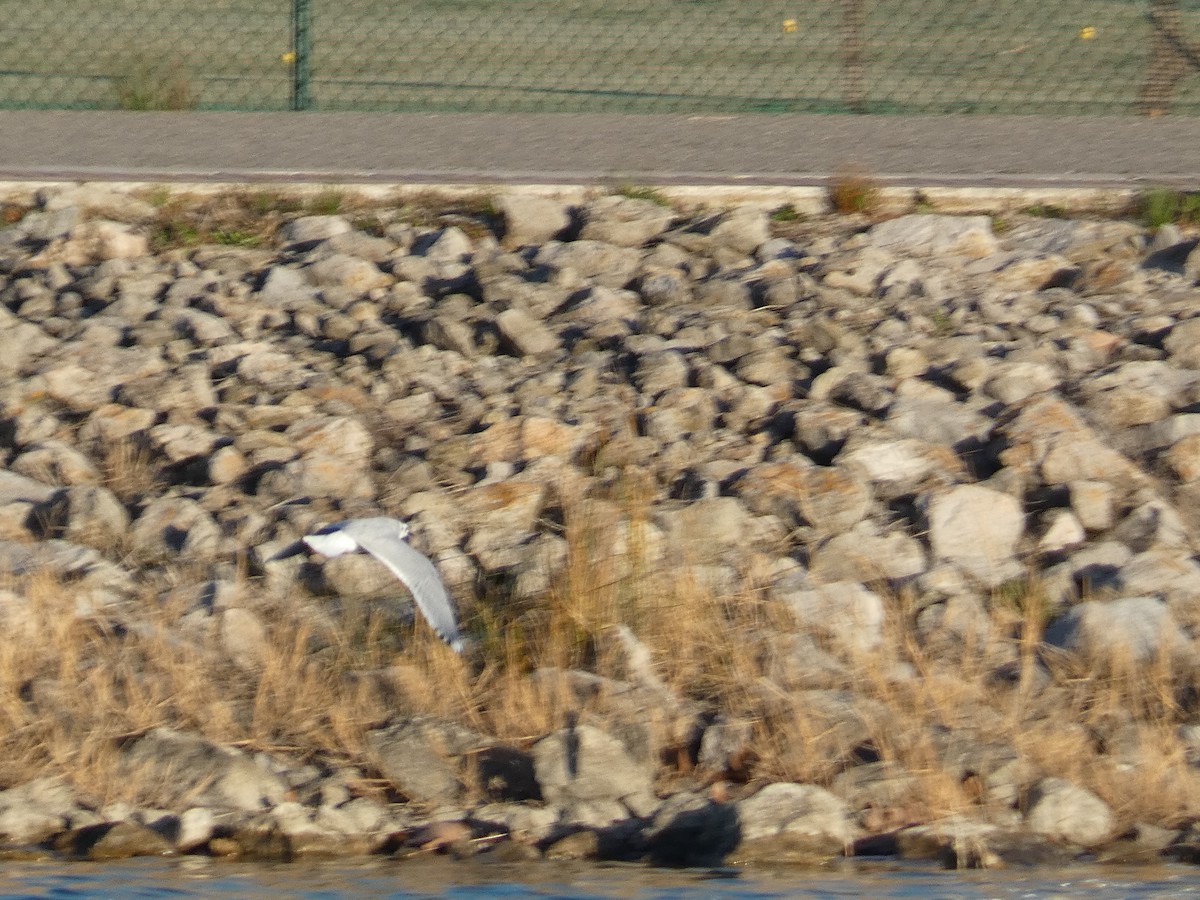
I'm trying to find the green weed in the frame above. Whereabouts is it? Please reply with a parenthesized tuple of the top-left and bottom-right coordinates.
(615, 185, 673, 207)
(769, 204, 804, 223)
(1140, 188, 1200, 228)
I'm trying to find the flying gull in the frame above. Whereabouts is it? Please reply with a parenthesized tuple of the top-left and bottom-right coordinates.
(273, 517, 464, 653)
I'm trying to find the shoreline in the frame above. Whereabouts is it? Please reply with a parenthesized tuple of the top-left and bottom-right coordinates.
(0, 182, 1198, 869)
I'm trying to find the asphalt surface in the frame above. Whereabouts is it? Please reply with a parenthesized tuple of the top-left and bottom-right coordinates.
(0, 112, 1196, 188)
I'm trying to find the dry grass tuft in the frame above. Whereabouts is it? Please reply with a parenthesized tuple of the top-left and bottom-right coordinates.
(829, 167, 881, 216)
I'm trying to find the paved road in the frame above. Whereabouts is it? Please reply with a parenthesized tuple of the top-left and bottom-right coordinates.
(0, 112, 1196, 188)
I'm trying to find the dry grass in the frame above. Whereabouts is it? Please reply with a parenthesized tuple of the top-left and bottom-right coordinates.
(0, 570, 396, 807)
(829, 168, 881, 217)
(140, 188, 501, 251)
(5, 472, 1200, 827)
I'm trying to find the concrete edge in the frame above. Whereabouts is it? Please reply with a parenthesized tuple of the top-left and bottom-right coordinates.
(0, 180, 1151, 217)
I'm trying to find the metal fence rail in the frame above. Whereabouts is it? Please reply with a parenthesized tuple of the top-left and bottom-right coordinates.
(0, 1, 1197, 114)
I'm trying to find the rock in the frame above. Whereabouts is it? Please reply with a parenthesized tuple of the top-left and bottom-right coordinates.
(0, 469, 57, 506)
(367, 717, 485, 804)
(280, 215, 352, 247)
(653, 497, 752, 566)
(176, 807, 216, 852)
(868, 214, 999, 258)
(1069, 480, 1115, 531)
(580, 196, 674, 248)
(842, 439, 960, 496)
(63, 220, 149, 263)
(0, 538, 134, 610)
(534, 240, 641, 289)
(283, 415, 375, 499)
(1044, 595, 1190, 668)
(307, 254, 390, 292)
(1024, 777, 1115, 846)
(38, 485, 129, 548)
(121, 729, 288, 812)
(634, 350, 689, 397)
(6, 190, 1200, 858)
(895, 817, 1075, 867)
(777, 581, 885, 653)
(497, 195, 573, 247)
(926, 484, 1024, 586)
(12, 441, 101, 485)
(0, 778, 79, 844)
(732, 783, 859, 861)
(543, 828, 601, 860)
(68, 821, 175, 860)
(532, 723, 655, 809)
(808, 524, 927, 584)
(496, 308, 560, 357)
(644, 792, 739, 866)
(709, 206, 770, 255)
(129, 497, 221, 562)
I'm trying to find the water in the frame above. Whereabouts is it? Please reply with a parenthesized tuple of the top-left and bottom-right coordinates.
(2, 858, 1199, 900)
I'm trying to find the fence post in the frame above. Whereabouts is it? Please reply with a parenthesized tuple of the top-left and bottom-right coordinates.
(840, 0, 867, 113)
(292, 0, 312, 111)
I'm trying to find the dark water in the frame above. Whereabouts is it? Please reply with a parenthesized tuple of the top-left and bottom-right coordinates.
(2, 858, 1199, 900)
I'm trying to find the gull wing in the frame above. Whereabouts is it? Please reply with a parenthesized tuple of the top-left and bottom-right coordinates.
(303, 526, 361, 558)
(349, 526, 464, 652)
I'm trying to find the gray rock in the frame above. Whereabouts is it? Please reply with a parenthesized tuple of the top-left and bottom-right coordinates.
(39, 485, 129, 548)
(709, 207, 770, 255)
(734, 782, 859, 850)
(842, 438, 959, 497)
(634, 349, 689, 397)
(869, 214, 999, 258)
(129, 497, 222, 562)
(796, 466, 873, 534)
(176, 807, 216, 852)
(307, 254, 390, 292)
(367, 717, 485, 804)
(497, 195, 573, 247)
(644, 791, 739, 866)
(1044, 595, 1190, 667)
(777, 581, 885, 653)
(1024, 777, 1115, 846)
(580, 196, 674, 248)
(0, 777, 79, 844)
(257, 265, 316, 305)
(926, 484, 1024, 586)
(532, 723, 654, 809)
(121, 728, 288, 812)
(0, 469, 57, 506)
(418, 226, 473, 263)
(496, 307, 560, 357)
(279, 215, 352, 247)
(534, 240, 641, 289)
(12, 441, 101, 486)
(808, 525, 927, 584)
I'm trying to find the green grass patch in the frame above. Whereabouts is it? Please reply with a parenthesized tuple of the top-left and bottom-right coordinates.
(1021, 204, 1069, 219)
(1139, 188, 1200, 229)
(211, 229, 262, 247)
(769, 203, 804, 223)
(306, 192, 344, 216)
(614, 185, 673, 207)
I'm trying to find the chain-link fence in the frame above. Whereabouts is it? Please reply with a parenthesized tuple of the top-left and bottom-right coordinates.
(1, 1, 1198, 114)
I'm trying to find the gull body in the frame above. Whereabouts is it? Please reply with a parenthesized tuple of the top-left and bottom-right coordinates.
(299, 517, 464, 653)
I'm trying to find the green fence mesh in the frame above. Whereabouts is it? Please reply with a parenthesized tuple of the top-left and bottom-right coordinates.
(0, 0, 1197, 114)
